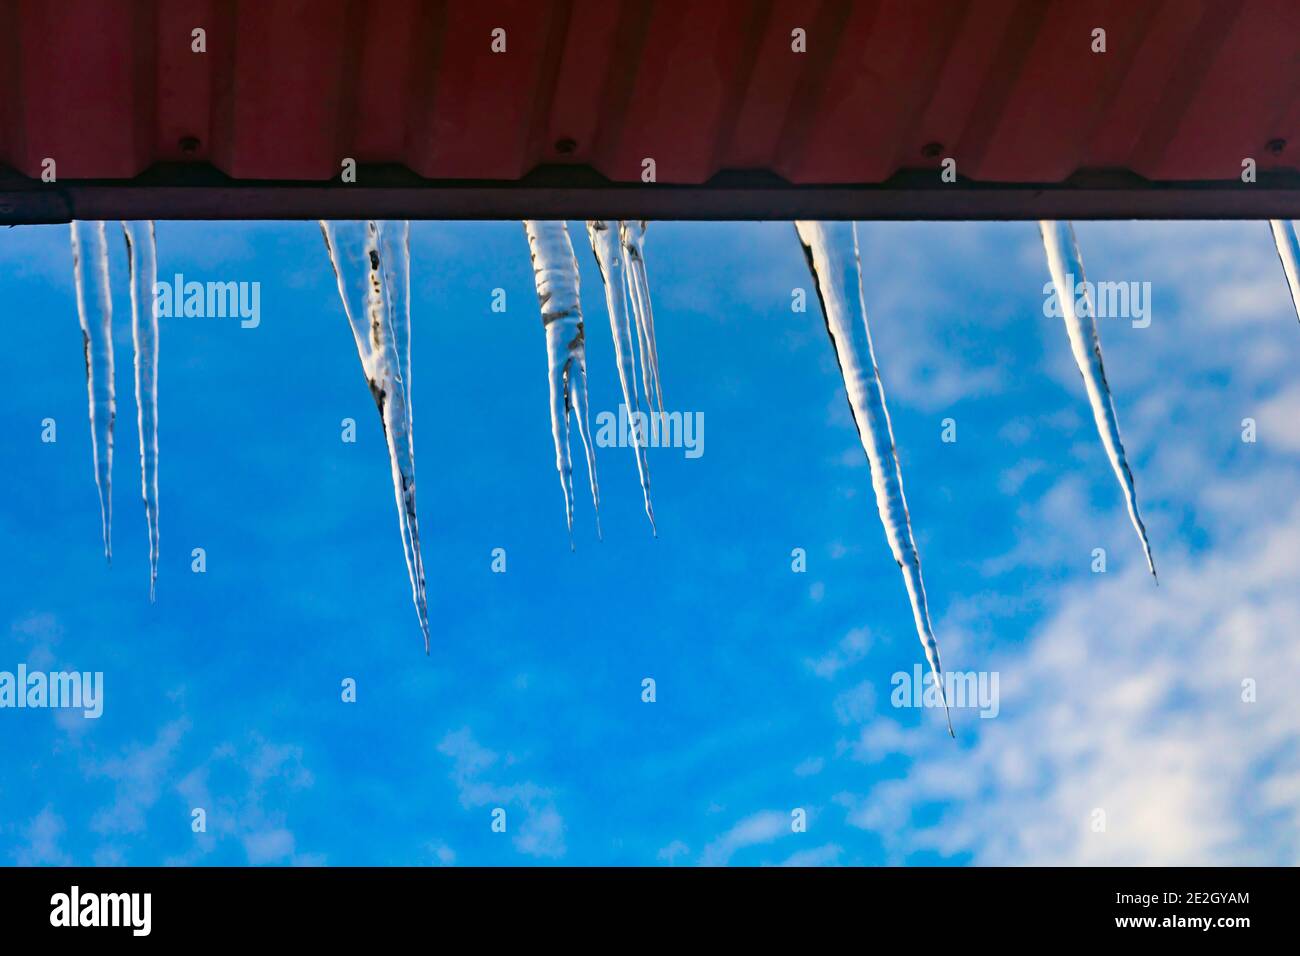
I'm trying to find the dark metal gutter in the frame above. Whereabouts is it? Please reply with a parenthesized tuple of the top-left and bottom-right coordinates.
(4, 165, 1299, 224)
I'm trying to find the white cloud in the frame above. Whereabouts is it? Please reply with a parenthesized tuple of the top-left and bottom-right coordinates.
(172, 734, 317, 866)
(243, 827, 295, 865)
(839, 499, 1300, 864)
(9, 612, 63, 671)
(426, 841, 456, 866)
(437, 727, 566, 859)
(780, 843, 842, 867)
(793, 756, 825, 777)
(12, 806, 71, 865)
(820, 220, 1300, 865)
(699, 810, 791, 866)
(90, 717, 190, 835)
(805, 627, 871, 680)
(832, 681, 876, 725)
(657, 839, 689, 864)
(1253, 382, 1300, 454)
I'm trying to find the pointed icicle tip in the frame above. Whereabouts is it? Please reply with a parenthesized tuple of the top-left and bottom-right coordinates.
(123, 220, 161, 602)
(70, 220, 116, 567)
(620, 220, 665, 415)
(322, 219, 432, 648)
(1039, 220, 1158, 584)
(586, 219, 658, 537)
(525, 220, 601, 544)
(795, 220, 954, 738)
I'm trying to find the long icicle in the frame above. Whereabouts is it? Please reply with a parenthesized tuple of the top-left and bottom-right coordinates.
(1269, 219, 1300, 324)
(320, 220, 430, 649)
(376, 219, 429, 637)
(794, 221, 953, 737)
(523, 220, 601, 546)
(1039, 220, 1157, 581)
(70, 220, 115, 565)
(122, 221, 160, 601)
(587, 220, 656, 535)
(620, 220, 664, 414)
(377, 220, 416, 502)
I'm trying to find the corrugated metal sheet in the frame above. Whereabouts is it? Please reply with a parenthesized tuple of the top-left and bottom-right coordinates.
(0, 0, 1297, 219)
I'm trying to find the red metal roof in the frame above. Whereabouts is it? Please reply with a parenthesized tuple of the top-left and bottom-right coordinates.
(1, 0, 1297, 220)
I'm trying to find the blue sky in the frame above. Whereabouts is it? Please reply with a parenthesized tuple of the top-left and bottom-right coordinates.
(1, 218, 1297, 866)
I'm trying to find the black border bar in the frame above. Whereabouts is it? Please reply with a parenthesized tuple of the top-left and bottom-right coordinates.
(0, 865, 1282, 942)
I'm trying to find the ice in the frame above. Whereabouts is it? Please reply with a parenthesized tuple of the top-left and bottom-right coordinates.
(523, 220, 602, 546)
(795, 220, 953, 736)
(1269, 219, 1300, 325)
(121, 220, 160, 600)
(1039, 220, 1157, 581)
(320, 220, 431, 648)
(620, 220, 664, 414)
(70, 220, 115, 565)
(586, 220, 656, 534)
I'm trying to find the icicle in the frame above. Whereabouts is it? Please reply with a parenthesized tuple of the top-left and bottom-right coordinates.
(586, 220, 656, 535)
(320, 220, 430, 649)
(70, 220, 115, 565)
(794, 221, 953, 737)
(1269, 219, 1300, 325)
(122, 221, 160, 601)
(1039, 220, 1157, 582)
(619, 220, 664, 413)
(523, 220, 601, 546)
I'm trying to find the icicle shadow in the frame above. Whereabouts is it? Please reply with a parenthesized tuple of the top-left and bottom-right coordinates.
(794, 220, 953, 737)
(321, 220, 431, 649)
(1039, 220, 1157, 582)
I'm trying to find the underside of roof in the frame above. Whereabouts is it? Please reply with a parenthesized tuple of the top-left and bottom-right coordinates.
(1, 0, 1298, 221)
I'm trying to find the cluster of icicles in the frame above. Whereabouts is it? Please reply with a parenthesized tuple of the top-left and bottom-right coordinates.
(69, 218, 1300, 732)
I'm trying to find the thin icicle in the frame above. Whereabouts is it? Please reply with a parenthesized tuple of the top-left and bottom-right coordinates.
(587, 220, 656, 535)
(1269, 219, 1300, 325)
(70, 220, 115, 565)
(122, 221, 160, 601)
(620, 220, 664, 414)
(523, 220, 601, 546)
(795, 221, 953, 737)
(320, 219, 430, 650)
(1039, 220, 1157, 582)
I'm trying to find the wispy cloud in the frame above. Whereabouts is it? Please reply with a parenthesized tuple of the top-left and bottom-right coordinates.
(437, 727, 566, 859)
(12, 806, 72, 865)
(805, 627, 871, 680)
(837, 499, 1300, 864)
(699, 810, 792, 866)
(90, 717, 190, 836)
(657, 839, 690, 864)
(780, 842, 842, 867)
(172, 734, 317, 866)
